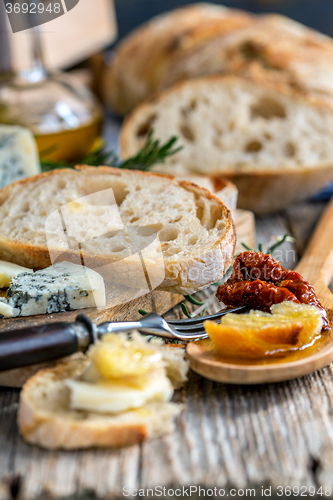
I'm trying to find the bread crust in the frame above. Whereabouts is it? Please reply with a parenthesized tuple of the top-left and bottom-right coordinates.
(0, 166, 235, 294)
(101, 3, 254, 115)
(120, 75, 333, 214)
(18, 356, 181, 449)
(225, 167, 333, 214)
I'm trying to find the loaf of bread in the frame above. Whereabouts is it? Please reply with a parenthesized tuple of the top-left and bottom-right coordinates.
(120, 76, 333, 214)
(102, 4, 333, 115)
(101, 3, 255, 115)
(0, 166, 235, 294)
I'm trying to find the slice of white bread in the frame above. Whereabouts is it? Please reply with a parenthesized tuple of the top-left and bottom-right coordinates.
(18, 347, 187, 449)
(101, 3, 255, 115)
(120, 76, 333, 214)
(0, 166, 235, 295)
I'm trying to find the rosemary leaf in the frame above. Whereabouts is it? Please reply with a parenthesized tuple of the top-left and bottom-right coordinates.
(241, 242, 254, 251)
(138, 309, 148, 316)
(266, 234, 290, 254)
(181, 302, 194, 318)
(184, 294, 206, 306)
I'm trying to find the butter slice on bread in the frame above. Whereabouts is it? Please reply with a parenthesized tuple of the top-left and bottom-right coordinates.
(18, 335, 188, 449)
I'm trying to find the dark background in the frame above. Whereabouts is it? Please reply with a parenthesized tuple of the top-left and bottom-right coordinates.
(113, 0, 333, 41)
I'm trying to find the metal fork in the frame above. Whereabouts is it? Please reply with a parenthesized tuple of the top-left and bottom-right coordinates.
(0, 306, 246, 372)
(98, 305, 246, 340)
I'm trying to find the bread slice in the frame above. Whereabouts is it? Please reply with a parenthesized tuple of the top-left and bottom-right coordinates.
(120, 76, 333, 214)
(18, 352, 185, 449)
(159, 170, 238, 213)
(101, 3, 254, 115)
(0, 166, 235, 295)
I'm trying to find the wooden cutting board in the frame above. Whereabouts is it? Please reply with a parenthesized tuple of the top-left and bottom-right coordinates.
(0, 209, 254, 386)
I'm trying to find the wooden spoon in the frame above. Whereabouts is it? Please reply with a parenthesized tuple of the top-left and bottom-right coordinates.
(186, 199, 333, 384)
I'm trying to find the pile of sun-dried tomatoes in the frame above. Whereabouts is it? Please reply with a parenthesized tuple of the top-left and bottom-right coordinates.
(216, 251, 329, 331)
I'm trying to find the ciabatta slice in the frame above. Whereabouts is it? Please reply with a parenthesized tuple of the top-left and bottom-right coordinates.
(0, 166, 235, 295)
(120, 76, 333, 213)
(18, 353, 184, 449)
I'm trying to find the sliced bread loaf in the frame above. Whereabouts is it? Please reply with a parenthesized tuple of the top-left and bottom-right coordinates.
(102, 5, 333, 116)
(120, 76, 333, 213)
(102, 3, 254, 115)
(0, 166, 235, 294)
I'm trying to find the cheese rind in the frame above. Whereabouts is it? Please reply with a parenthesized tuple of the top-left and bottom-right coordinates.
(0, 260, 33, 288)
(0, 261, 105, 318)
(0, 125, 40, 189)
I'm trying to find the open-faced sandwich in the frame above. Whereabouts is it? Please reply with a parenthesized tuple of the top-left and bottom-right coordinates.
(18, 332, 189, 449)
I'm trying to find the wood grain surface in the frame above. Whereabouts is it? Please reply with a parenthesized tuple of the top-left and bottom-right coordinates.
(1, 201, 332, 500)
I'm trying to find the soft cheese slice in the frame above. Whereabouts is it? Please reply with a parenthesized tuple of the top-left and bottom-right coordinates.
(5, 261, 105, 317)
(0, 260, 33, 288)
(66, 375, 173, 414)
(0, 125, 40, 189)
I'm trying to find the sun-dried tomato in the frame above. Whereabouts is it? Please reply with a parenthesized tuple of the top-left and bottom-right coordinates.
(217, 251, 329, 331)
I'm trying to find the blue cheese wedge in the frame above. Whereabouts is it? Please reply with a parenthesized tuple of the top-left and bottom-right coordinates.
(0, 261, 105, 318)
(0, 260, 33, 288)
(0, 125, 40, 189)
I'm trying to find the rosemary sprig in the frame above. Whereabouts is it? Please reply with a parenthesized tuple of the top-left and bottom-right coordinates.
(240, 234, 292, 255)
(118, 132, 182, 171)
(41, 131, 182, 173)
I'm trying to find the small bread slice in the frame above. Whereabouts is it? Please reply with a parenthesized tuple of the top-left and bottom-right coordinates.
(0, 166, 235, 295)
(120, 76, 333, 213)
(18, 354, 183, 449)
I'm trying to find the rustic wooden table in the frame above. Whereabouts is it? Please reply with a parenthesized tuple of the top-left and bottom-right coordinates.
(1, 199, 332, 500)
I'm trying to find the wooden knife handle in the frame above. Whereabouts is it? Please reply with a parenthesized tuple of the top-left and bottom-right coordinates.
(0, 322, 83, 372)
